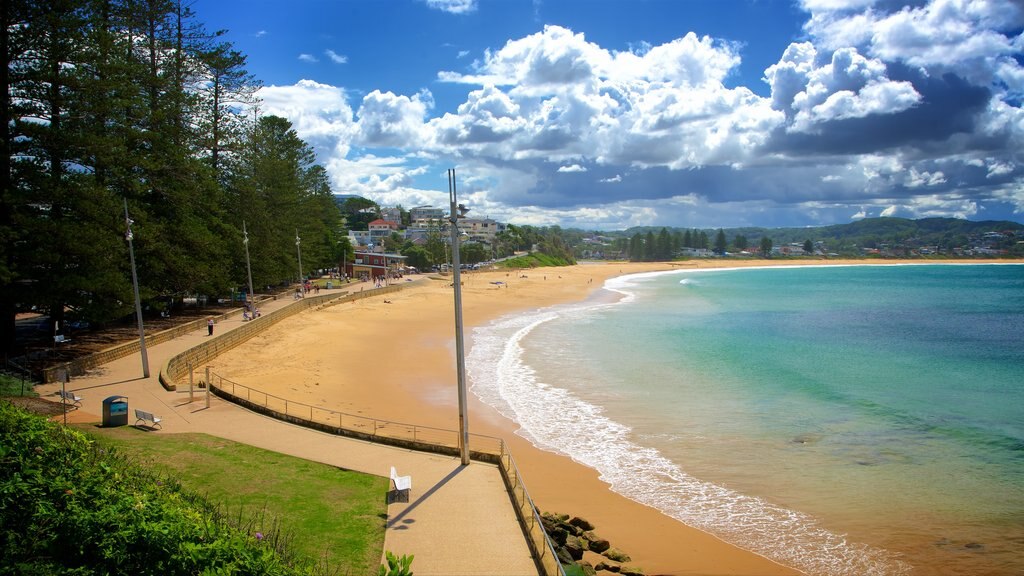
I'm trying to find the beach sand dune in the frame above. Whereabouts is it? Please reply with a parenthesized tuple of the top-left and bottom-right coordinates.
(213, 258, 984, 575)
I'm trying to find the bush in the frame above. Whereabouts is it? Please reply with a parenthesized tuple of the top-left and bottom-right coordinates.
(0, 401, 309, 575)
(497, 252, 574, 269)
(0, 374, 35, 397)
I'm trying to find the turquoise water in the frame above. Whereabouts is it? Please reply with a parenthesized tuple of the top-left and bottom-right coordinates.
(467, 264, 1024, 576)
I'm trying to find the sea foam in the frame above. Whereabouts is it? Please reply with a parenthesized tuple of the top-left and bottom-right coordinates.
(466, 272, 911, 576)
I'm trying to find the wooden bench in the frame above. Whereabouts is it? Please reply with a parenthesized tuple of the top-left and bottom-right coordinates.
(57, 389, 82, 407)
(134, 409, 162, 429)
(389, 466, 412, 502)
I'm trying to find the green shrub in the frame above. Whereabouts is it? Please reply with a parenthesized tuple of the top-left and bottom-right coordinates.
(0, 373, 35, 397)
(497, 252, 574, 269)
(0, 401, 308, 575)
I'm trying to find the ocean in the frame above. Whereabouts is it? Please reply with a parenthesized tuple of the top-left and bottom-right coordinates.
(466, 264, 1024, 576)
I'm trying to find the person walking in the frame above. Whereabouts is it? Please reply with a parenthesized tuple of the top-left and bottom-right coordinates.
(207, 318, 214, 336)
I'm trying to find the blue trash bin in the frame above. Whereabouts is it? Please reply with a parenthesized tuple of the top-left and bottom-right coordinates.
(102, 395, 128, 427)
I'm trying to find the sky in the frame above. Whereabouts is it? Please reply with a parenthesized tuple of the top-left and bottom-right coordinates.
(192, 0, 1024, 230)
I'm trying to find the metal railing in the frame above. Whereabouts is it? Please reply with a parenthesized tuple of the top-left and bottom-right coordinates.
(206, 370, 565, 576)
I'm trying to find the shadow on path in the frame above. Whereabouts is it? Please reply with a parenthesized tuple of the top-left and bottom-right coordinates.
(386, 464, 466, 529)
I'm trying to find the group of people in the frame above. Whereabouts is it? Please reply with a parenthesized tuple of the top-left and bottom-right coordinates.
(294, 281, 322, 300)
(241, 306, 261, 321)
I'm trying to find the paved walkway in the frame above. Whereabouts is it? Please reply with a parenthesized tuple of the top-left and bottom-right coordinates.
(36, 287, 538, 576)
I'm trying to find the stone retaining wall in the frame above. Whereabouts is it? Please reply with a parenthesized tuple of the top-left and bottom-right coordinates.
(160, 285, 404, 391)
(41, 295, 274, 383)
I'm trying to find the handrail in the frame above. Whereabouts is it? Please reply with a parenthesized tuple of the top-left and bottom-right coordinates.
(207, 370, 565, 576)
(159, 283, 565, 576)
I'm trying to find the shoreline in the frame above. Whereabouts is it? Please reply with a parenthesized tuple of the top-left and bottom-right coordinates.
(209, 258, 1019, 575)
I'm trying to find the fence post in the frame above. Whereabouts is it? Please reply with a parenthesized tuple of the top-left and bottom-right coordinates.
(205, 366, 211, 408)
(188, 361, 194, 402)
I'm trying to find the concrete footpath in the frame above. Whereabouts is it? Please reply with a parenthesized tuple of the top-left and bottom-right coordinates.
(36, 288, 538, 576)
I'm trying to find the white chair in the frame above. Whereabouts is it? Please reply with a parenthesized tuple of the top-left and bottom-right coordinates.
(389, 466, 412, 502)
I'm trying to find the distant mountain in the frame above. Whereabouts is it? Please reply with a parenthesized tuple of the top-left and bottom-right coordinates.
(741, 217, 1023, 245)
(626, 217, 1023, 242)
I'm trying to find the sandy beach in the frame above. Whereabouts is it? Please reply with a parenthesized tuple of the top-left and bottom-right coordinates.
(209, 258, 1009, 575)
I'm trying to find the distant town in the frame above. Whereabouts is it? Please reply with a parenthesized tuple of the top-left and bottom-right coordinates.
(335, 195, 1024, 267)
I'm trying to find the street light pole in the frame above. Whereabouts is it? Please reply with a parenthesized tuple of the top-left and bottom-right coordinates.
(295, 230, 303, 285)
(243, 222, 255, 311)
(124, 199, 150, 378)
(449, 168, 470, 465)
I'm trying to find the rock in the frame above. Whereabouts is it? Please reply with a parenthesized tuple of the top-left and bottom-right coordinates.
(565, 534, 586, 560)
(620, 566, 645, 576)
(549, 525, 569, 546)
(578, 560, 597, 576)
(587, 535, 611, 553)
(603, 548, 631, 563)
(556, 546, 574, 565)
(595, 560, 620, 573)
(569, 516, 596, 531)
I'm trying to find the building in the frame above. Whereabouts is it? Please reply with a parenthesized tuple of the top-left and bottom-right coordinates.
(410, 206, 446, 227)
(380, 207, 402, 224)
(368, 219, 400, 244)
(348, 230, 372, 248)
(344, 251, 407, 280)
(459, 218, 505, 245)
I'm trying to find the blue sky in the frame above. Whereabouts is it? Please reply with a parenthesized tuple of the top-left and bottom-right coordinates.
(193, 0, 1024, 230)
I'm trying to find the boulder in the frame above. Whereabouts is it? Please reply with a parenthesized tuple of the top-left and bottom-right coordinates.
(578, 560, 597, 576)
(587, 535, 611, 553)
(620, 566, 645, 576)
(594, 560, 620, 573)
(564, 534, 586, 560)
(603, 548, 631, 563)
(549, 525, 569, 546)
(556, 546, 574, 565)
(569, 516, 596, 531)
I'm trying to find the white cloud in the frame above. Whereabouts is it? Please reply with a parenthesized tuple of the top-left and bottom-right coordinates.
(905, 168, 947, 188)
(255, 7, 1023, 229)
(259, 80, 357, 155)
(778, 46, 921, 131)
(298, 53, 318, 63)
(803, 0, 1024, 88)
(879, 195, 980, 219)
(356, 90, 431, 148)
(432, 25, 780, 170)
(987, 161, 1014, 178)
(424, 0, 477, 14)
(325, 50, 348, 64)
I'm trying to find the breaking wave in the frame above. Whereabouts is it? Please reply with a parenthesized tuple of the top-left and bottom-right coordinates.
(466, 274, 910, 576)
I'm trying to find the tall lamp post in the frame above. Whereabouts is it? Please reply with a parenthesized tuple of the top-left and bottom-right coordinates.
(295, 230, 303, 285)
(449, 168, 470, 465)
(124, 199, 150, 378)
(243, 222, 255, 311)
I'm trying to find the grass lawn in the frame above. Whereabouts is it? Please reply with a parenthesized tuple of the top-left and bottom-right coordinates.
(79, 425, 388, 575)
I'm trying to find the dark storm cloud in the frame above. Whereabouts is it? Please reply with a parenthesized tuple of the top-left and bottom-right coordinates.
(766, 69, 994, 157)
